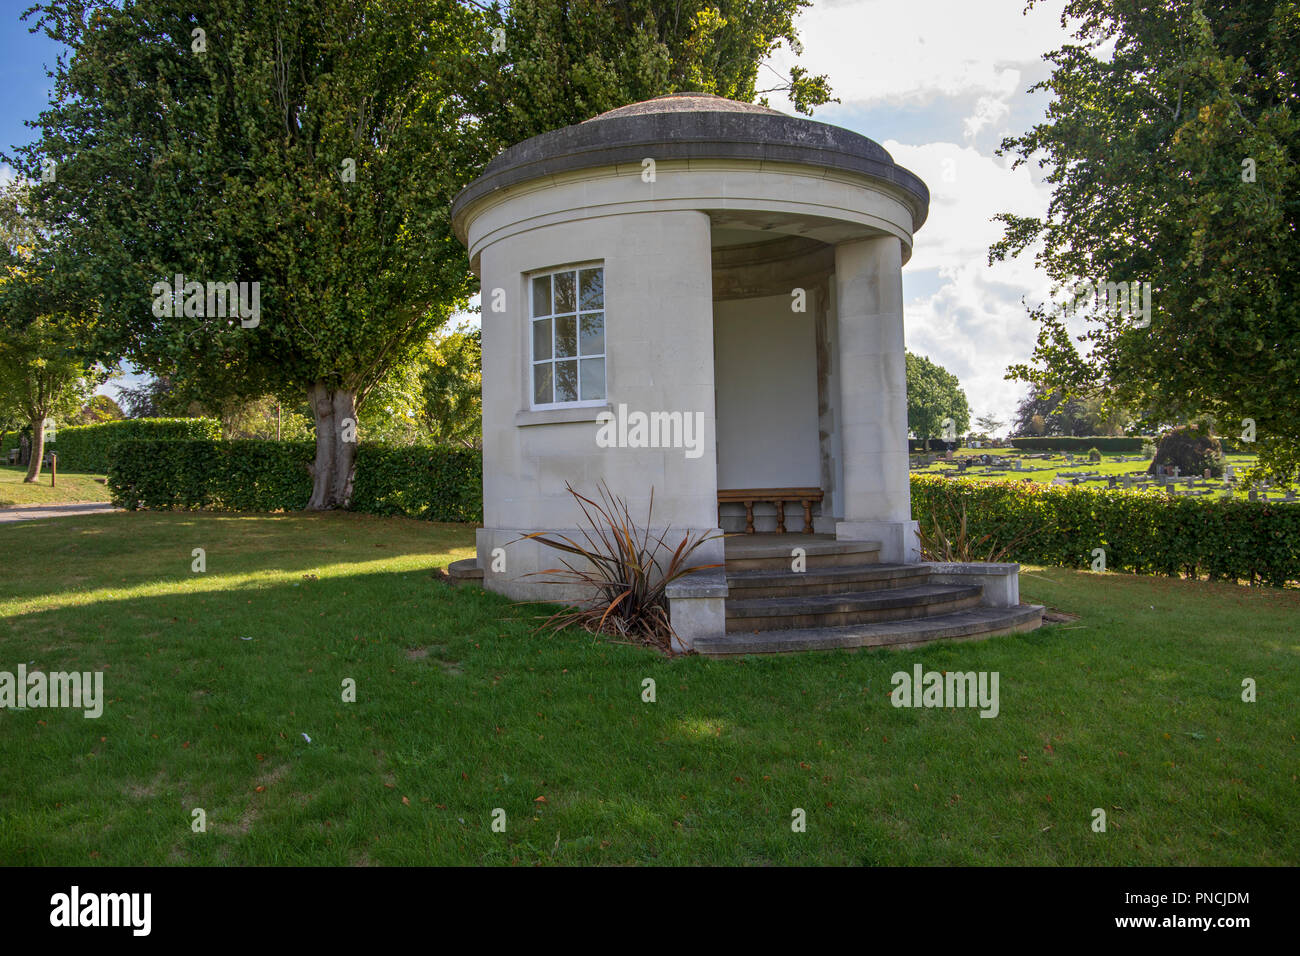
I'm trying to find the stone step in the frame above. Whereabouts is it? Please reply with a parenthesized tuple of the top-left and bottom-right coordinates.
(724, 583, 983, 632)
(723, 535, 881, 572)
(697, 604, 1045, 655)
(725, 562, 931, 598)
(446, 557, 483, 588)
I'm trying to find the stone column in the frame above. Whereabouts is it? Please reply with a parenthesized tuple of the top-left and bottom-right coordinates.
(832, 235, 918, 563)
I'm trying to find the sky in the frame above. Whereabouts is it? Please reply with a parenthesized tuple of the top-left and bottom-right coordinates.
(0, 0, 1074, 430)
(765, 0, 1073, 431)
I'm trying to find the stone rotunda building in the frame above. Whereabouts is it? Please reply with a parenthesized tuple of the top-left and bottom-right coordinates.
(450, 93, 1042, 654)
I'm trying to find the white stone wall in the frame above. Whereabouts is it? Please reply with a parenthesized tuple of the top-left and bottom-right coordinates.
(713, 293, 821, 492)
(477, 209, 722, 599)
(460, 159, 922, 598)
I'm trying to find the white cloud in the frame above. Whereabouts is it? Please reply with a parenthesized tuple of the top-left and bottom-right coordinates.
(884, 139, 1057, 426)
(962, 94, 1012, 141)
(767, 0, 1069, 109)
(752, 0, 1079, 427)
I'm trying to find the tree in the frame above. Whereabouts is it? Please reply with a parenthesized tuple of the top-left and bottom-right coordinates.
(0, 181, 99, 481)
(906, 351, 970, 441)
(1010, 382, 1146, 437)
(992, 0, 1300, 483)
(1147, 422, 1224, 478)
(115, 375, 205, 419)
(974, 413, 1004, 437)
(418, 325, 481, 446)
(79, 394, 123, 423)
(13, 0, 830, 509)
(480, 0, 833, 149)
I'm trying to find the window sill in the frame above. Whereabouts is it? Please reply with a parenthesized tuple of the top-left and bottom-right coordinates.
(515, 404, 611, 427)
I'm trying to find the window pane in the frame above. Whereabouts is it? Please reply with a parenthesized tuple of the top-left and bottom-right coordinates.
(533, 363, 552, 405)
(580, 268, 603, 310)
(532, 318, 551, 361)
(531, 275, 551, 317)
(555, 315, 577, 358)
(554, 360, 578, 402)
(580, 358, 605, 401)
(579, 312, 604, 356)
(554, 271, 576, 313)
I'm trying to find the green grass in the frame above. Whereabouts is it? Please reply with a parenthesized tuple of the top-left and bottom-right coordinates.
(913, 450, 1266, 496)
(0, 511, 1296, 865)
(0, 465, 112, 507)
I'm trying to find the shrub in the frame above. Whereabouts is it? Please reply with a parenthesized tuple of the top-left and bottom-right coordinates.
(911, 474, 1300, 587)
(519, 482, 721, 653)
(1088, 447, 1102, 463)
(40, 418, 220, 472)
(108, 438, 482, 521)
(1141, 441, 1157, 459)
(1148, 424, 1224, 478)
(1009, 436, 1151, 453)
(918, 497, 1039, 562)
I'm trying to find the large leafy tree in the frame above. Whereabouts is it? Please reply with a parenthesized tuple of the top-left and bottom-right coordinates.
(906, 350, 970, 441)
(992, 0, 1300, 481)
(12, 0, 488, 507)
(0, 180, 99, 481)
(479, 0, 832, 145)
(418, 324, 481, 446)
(11, 0, 829, 508)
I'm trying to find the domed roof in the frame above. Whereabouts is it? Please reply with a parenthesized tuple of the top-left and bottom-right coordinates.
(586, 92, 786, 120)
(451, 93, 929, 239)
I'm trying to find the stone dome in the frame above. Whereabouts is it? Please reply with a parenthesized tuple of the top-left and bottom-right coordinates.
(451, 93, 929, 241)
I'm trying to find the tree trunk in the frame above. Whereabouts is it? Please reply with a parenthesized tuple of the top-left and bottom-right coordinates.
(306, 382, 357, 510)
(24, 416, 44, 483)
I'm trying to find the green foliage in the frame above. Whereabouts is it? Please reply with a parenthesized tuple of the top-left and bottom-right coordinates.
(906, 351, 970, 440)
(109, 439, 482, 522)
(480, 0, 832, 149)
(418, 324, 481, 446)
(0, 180, 101, 460)
(14, 0, 484, 421)
(46, 418, 220, 472)
(912, 474, 1300, 587)
(78, 394, 123, 423)
(1149, 424, 1224, 478)
(350, 443, 482, 522)
(1087, 447, 1102, 463)
(993, 0, 1300, 481)
(1009, 436, 1150, 453)
(520, 482, 722, 653)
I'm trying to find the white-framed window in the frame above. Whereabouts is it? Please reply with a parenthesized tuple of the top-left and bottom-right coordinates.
(530, 264, 605, 407)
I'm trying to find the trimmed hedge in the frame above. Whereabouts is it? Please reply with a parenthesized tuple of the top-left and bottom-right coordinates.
(108, 439, 482, 522)
(1, 418, 221, 472)
(1008, 436, 1151, 454)
(350, 444, 482, 522)
(912, 474, 1300, 586)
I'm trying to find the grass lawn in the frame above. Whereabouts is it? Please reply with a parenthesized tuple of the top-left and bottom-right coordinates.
(0, 511, 1296, 865)
(0, 464, 111, 507)
(912, 451, 1266, 495)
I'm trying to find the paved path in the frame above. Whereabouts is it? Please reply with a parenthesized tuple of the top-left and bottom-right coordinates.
(0, 503, 120, 523)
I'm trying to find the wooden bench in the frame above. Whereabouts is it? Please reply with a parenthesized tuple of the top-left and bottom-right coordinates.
(718, 487, 823, 534)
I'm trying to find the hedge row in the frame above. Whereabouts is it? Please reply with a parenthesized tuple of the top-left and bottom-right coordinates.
(1008, 436, 1151, 453)
(2, 418, 221, 472)
(911, 474, 1300, 586)
(108, 439, 482, 522)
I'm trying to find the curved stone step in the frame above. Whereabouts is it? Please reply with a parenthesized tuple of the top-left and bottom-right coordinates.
(447, 557, 483, 588)
(697, 604, 1045, 655)
(726, 562, 931, 597)
(725, 583, 983, 632)
(723, 535, 881, 571)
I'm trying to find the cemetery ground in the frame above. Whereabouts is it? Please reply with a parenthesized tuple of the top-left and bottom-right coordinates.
(0, 465, 111, 507)
(912, 450, 1283, 500)
(0, 512, 1295, 866)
